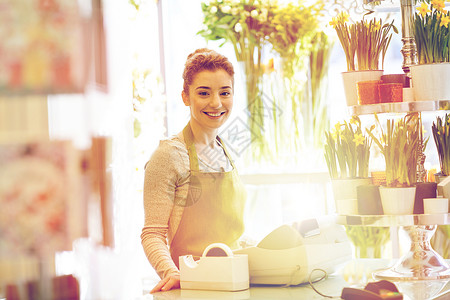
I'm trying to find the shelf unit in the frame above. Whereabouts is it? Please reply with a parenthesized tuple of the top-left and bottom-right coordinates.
(348, 100, 450, 115)
(337, 214, 450, 281)
(341, 0, 450, 281)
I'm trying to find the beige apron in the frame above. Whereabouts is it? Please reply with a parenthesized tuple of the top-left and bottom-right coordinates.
(170, 123, 246, 268)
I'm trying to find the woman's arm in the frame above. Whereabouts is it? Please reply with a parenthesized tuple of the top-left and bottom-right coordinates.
(141, 139, 188, 291)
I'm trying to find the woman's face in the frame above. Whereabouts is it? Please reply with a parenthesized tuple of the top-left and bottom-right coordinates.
(182, 69, 233, 131)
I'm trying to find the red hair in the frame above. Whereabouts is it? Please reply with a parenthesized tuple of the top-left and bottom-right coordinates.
(182, 48, 234, 95)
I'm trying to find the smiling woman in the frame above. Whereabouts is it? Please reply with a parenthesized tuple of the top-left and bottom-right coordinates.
(182, 68, 233, 134)
(141, 48, 246, 293)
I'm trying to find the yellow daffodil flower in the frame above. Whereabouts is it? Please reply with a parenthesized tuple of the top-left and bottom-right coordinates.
(340, 12, 349, 23)
(432, 0, 446, 12)
(373, 21, 381, 31)
(329, 17, 338, 28)
(441, 15, 450, 28)
(350, 116, 359, 125)
(353, 133, 365, 146)
(335, 122, 342, 134)
(422, 125, 427, 135)
(331, 130, 338, 140)
(417, 2, 431, 17)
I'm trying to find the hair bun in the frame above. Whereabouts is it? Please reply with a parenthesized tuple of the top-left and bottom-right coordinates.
(187, 48, 213, 60)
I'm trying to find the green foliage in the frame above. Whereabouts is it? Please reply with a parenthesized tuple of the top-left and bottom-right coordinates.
(330, 12, 397, 71)
(345, 226, 390, 258)
(308, 32, 334, 149)
(432, 113, 450, 176)
(366, 113, 423, 187)
(414, 1, 450, 64)
(324, 116, 371, 179)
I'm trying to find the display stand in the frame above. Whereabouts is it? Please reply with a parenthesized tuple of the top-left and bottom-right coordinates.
(348, 100, 450, 116)
(337, 214, 450, 281)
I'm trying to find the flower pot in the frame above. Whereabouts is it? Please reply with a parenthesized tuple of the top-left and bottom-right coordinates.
(335, 199, 358, 215)
(414, 182, 437, 214)
(357, 80, 381, 104)
(423, 198, 449, 214)
(434, 173, 448, 184)
(371, 171, 386, 186)
(379, 186, 416, 215)
(381, 74, 410, 87)
(435, 173, 449, 197)
(342, 70, 383, 106)
(379, 83, 403, 103)
(403, 87, 414, 102)
(410, 63, 450, 101)
(332, 178, 372, 215)
(357, 184, 383, 215)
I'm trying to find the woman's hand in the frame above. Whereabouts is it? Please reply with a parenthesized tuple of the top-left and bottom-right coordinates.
(150, 274, 180, 293)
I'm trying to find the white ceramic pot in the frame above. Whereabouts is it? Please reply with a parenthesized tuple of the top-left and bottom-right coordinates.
(332, 178, 372, 215)
(335, 199, 359, 215)
(379, 186, 416, 215)
(332, 178, 372, 200)
(342, 70, 384, 106)
(410, 63, 450, 101)
(423, 198, 449, 214)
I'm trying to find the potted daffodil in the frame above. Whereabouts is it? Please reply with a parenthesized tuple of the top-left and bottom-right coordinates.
(330, 12, 397, 106)
(324, 115, 372, 214)
(366, 113, 423, 215)
(410, 0, 450, 101)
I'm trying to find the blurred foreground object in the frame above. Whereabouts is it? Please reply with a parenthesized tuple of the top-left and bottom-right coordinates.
(0, 0, 107, 94)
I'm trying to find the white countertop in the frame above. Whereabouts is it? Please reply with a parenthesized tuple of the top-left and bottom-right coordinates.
(144, 259, 450, 300)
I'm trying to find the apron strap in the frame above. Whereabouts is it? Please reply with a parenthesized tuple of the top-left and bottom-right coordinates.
(183, 122, 236, 171)
(182, 123, 200, 171)
(216, 136, 236, 169)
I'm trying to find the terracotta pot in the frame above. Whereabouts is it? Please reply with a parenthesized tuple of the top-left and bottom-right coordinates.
(379, 83, 403, 103)
(342, 70, 383, 106)
(357, 80, 381, 104)
(381, 74, 410, 87)
(371, 171, 386, 186)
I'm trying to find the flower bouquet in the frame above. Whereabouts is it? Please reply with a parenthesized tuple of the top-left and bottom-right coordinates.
(198, 0, 325, 160)
(411, 0, 450, 101)
(198, 0, 277, 159)
(265, 1, 324, 151)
